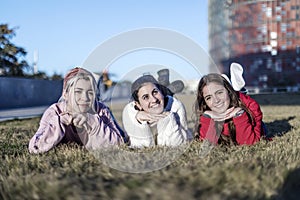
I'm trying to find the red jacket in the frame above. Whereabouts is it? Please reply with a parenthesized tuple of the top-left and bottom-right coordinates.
(199, 92, 263, 145)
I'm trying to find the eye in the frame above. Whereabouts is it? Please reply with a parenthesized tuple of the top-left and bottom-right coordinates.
(142, 95, 149, 100)
(217, 90, 223, 95)
(152, 89, 159, 95)
(88, 91, 94, 96)
(75, 90, 82, 94)
(204, 96, 211, 101)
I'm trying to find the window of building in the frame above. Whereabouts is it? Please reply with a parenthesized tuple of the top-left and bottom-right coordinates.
(259, 75, 268, 82)
(270, 32, 277, 39)
(271, 49, 278, 56)
(261, 25, 267, 35)
(262, 3, 267, 11)
(286, 32, 294, 37)
(296, 46, 300, 54)
(271, 40, 278, 47)
(267, 58, 272, 69)
(276, 15, 282, 21)
(281, 23, 287, 32)
(276, 6, 281, 12)
(275, 60, 282, 72)
(266, 7, 272, 17)
(262, 45, 272, 52)
(291, 5, 300, 10)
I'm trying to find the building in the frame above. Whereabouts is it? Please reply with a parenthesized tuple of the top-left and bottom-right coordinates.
(209, 0, 300, 87)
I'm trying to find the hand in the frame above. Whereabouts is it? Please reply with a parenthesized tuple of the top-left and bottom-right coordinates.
(230, 107, 244, 119)
(60, 112, 73, 125)
(136, 111, 169, 126)
(72, 113, 90, 130)
(204, 107, 243, 121)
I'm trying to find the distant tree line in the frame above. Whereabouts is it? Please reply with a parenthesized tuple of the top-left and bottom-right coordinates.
(0, 23, 62, 80)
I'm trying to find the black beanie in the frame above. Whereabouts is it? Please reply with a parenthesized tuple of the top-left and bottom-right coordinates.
(131, 75, 158, 95)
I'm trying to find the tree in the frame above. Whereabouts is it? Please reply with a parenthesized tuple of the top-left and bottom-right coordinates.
(50, 72, 63, 80)
(0, 24, 29, 76)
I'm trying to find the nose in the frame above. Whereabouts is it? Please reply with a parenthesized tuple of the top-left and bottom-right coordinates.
(81, 92, 90, 101)
(212, 95, 220, 104)
(149, 94, 158, 103)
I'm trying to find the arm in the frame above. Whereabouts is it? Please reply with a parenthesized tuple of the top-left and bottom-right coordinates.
(156, 98, 192, 146)
(122, 102, 155, 147)
(156, 112, 184, 146)
(199, 115, 219, 144)
(28, 105, 68, 154)
(174, 99, 193, 141)
(233, 94, 263, 145)
(83, 103, 125, 150)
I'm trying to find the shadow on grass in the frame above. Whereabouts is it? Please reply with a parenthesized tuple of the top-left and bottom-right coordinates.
(265, 116, 295, 138)
(250, 93, 300, 106)
(274, 168, 300, 200)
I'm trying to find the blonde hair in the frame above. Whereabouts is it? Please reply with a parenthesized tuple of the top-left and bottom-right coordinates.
(60, 67, 99, 113)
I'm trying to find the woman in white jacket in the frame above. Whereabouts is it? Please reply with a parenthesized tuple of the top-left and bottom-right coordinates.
(122, 74, 192, 148)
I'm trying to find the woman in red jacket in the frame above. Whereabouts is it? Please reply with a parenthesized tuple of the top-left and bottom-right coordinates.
(195, 73, 266, 146)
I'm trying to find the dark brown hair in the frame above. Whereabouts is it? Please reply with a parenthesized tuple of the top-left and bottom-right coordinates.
(194, 73, 253, 145)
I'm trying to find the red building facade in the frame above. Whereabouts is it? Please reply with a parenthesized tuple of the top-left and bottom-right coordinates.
(209, 0, 300, 87)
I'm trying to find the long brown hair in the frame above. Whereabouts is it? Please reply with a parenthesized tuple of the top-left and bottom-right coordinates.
(194, 73, 253, 145)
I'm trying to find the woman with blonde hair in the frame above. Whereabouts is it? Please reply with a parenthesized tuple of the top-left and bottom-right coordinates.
(29, 67, 126, 153)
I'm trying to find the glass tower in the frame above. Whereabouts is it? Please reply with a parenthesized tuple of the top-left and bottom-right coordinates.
(209, 0, 300, 87)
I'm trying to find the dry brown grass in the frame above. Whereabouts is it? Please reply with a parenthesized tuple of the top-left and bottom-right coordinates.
(1, 93, 300, 200)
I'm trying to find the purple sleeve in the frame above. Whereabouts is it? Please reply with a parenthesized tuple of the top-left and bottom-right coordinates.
(83, 103, 124, 149)
(28, 105, 68, 154)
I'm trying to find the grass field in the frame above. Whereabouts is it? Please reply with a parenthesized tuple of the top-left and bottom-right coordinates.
(1, 93, 300, 200)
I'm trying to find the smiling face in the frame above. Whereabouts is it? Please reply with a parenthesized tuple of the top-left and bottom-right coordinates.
(203, 82, 230, 114)
(135, 82, 164, 114)
(65, 78, 94, 113)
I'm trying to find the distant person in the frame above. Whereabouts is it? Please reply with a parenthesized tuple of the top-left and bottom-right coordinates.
(194, 64, 268, 146)
(29, 67, 126, 154)
(122, 74, 192, 148)
(101, 69, 114, 91)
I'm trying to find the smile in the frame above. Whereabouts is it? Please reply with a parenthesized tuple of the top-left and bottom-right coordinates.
(150, 102, 162, 108)
(79, 104, 89, 107)
(151, 104, 159, 108)
(215, 103, 224, 108)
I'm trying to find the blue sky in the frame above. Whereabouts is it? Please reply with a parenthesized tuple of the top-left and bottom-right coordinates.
(1, 0, 209, 81)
